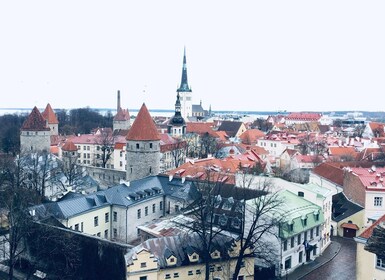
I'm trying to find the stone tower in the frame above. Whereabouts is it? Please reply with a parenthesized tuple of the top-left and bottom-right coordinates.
(20, 106, 51, 153)
(61, 140, 79, 167)
(126, 103, 160, 181)
(177, 47, 192, 120)
(113, 90, 131, 131)
(167, 92, 186, 137)
(42, 103, 59, 136)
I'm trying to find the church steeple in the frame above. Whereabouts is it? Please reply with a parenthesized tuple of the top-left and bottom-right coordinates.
(177, 47, 192, 92)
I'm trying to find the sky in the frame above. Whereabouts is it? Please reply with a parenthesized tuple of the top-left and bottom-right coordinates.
(1, 1, 384, 113)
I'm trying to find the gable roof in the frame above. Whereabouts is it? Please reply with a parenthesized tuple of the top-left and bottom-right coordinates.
(114, 108, 130, 121)
(42, 103, 59, 124)
(21, 106, 50, 131)
(239, 129, 265, 145)
(369, 122, 385, 137)
(126, 103, 160, 141)
(62, 140, 78, 152)
(312, 162, 345, 186)
(286, 112, 322, 122)
(359, 213, 385, 239)
(332, 192, 364, 222)
(217, 121, 244, 137)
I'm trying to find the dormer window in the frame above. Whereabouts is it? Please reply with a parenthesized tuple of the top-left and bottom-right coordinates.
(219, 214, 228, 226)
(231, 217, 241, 229)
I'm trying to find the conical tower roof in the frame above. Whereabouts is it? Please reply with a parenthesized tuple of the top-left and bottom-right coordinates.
(114, 108, 130, 121)
(126, 103, 160, 141)
(177, 47, 192, 92)
(62, 140, 78, 152)
(42, 103, 59, 124)
(21, 107, 50, 131)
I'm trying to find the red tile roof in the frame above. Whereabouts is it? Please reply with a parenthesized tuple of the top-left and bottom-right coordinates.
(21, 107, 50, 131)
(359, 214, 385, 239)
(239, 129, 265, 145)
(312, 162, 345, 186)
(341, 222, 359, 230)
(186, 122, 217, 137)
(114, 108, 130, 121)
(62, 140, 78, 151)
(42, 103, 59, 124)
(126, 103, 160, 141)
(369, 122, 385, 137)
(286, 112, 322, 121)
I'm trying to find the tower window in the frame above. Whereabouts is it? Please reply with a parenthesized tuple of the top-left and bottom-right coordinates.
(150, 143, 153, 149)
(136, 143, 139, 149)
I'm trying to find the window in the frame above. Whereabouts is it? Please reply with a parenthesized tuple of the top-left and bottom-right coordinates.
(303, 218, 307, 226)
(283, 240, 287, 251)
(74, 224, 79, 231)
(160, 201, 163, 211)
(209, 265, 215, 272)
(217, 266, 222, 271)
(315, 213, 319, 221)
(188, 270, 193, 275)
(175, 205, 179, 212)
(97, 232, 101, 237)
(289, 223, 294, 231)
(310, 228, 314, 239)
(316, 226, 320, 237)
(285, 256, 291, 270)
(104, 229, 108, 239)
(137, 209, 141, 219)
(94, 216, 99, 227)
(105, 213, 109, 223)
(145, 206, 148, 216)
(297, 234, 301, 245)
(376, 255, 385, 269)
(140, 262, 147, 268)
(298, 191, 304, 197)
(113, 211, 117, 222)
(165, 274, 171, 279)
(304, 230, 307, 241)
(173, 273, 179, 278)
(139, 277, 147, 280)
(299, 251, 303, 263)
(170, 257, 175, 262)
(196, 269, 201, 275)
(291, 237, 294, 248)
(152, 203, 156, 213)
(312, 246, 317, 256)
(150, 143, 153, 149)
(113, 228, 117, 239)
(374, 197, 383, 206)
(136, 143, 140, 149)
(81, 222, 83, 232)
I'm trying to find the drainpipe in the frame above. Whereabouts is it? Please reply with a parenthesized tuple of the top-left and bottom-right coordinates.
(126, 206, 128, 243)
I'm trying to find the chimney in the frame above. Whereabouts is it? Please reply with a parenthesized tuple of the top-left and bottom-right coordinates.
(117, 90, 121, 112)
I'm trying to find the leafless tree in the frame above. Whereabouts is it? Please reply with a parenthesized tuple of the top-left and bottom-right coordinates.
(95, 130, 115, 168)
(175, 168, 283, 280)
(0, 155, 42, 280)
(170, 138, 187, 168)
(199, 132, 220, 158)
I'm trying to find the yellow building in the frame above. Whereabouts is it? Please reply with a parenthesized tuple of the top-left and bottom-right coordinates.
(355, 214, 385, 280)
(126, 234, 254, 280)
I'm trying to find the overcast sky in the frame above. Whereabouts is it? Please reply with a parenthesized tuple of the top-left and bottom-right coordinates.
(1, 1, 384, 113)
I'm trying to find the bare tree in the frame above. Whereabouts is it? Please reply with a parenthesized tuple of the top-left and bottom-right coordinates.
(0, 155, 42, 280)
(170, 138, 187, 168)
(175, 168, 283, 280)
(95, 130, 115, 168)
(199, 132, 220, 158)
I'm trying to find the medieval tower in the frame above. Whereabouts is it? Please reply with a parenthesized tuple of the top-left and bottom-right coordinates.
(177, 47, 192, 120)
(126, 103, 160, 181)
(113, 90, 131, 131)
(20, 106, 51, 152)
(167, 92, 186, 137)
(42, 103, 59, 136)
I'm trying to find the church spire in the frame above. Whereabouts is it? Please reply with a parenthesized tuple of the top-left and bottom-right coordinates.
(177, 47, 192, 92)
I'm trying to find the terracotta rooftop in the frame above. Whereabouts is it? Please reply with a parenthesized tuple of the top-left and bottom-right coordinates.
(21, 106, 50, 131)
(126, 103, 160, 141)
(286, 112, 322, 121)
(359, 214, 385, 239)
(62, 140, 78, 151)
(42, 103, 59, 124)
(114, 108, 130, 121)
(239, 129, 265, 145)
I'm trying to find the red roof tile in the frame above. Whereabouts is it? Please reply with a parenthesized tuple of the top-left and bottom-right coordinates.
(239, 129, 265, 145)
(126, 103, 160, 141)
(62, 140, 78, 151)
(42, 103, 59, 124)
(114, 108, 130, 121)
(359, 214, 385, 239)
(286, 112, 322, 121)
(341, 223, 359, 230)
(21, 107, 50, 131)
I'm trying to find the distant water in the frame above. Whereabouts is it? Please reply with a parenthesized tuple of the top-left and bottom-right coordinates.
(0, 107, 278, 119)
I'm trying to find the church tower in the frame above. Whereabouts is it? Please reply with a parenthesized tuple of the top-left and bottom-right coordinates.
(177, 47, 192, 120)
(126, 103, 160, 181)
(167, 93, 186, 137)
(42, 103, 59, 136)
(20, 106, 51, 153)
(113, 90, 131, 131)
